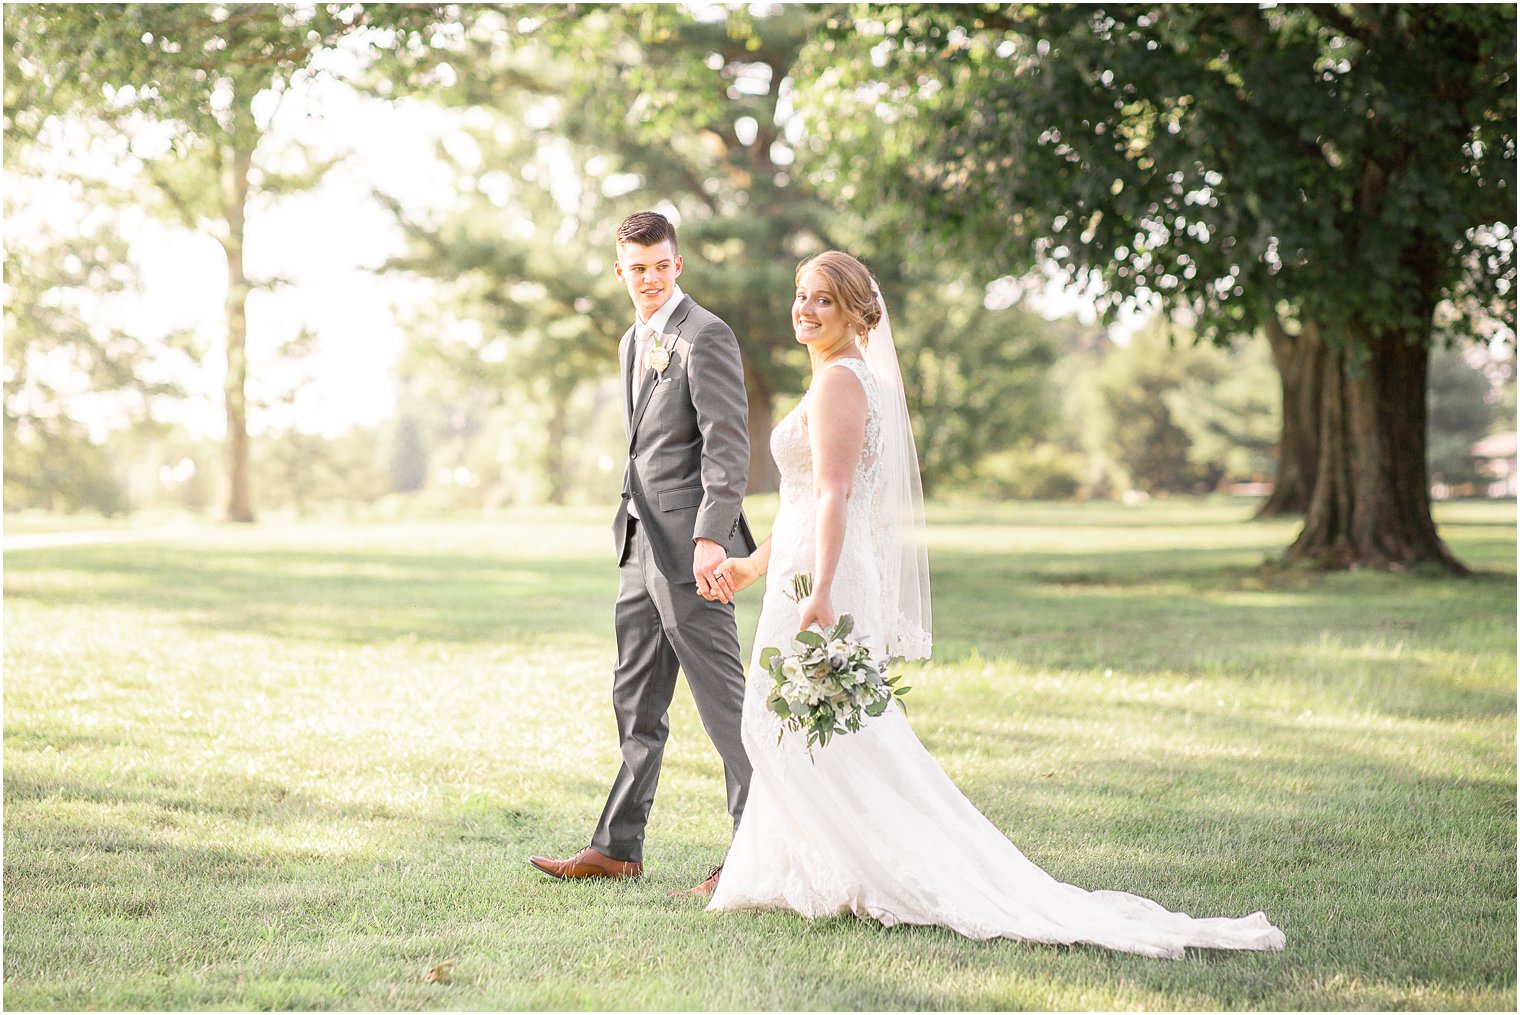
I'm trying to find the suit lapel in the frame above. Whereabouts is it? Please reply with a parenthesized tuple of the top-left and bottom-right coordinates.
(664, 296, 695, 335)
(620, 324, 637, 441)
(629, 352, 658, 437)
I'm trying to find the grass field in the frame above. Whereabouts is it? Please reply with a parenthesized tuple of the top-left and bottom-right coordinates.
(3, 498, 1514, 1010)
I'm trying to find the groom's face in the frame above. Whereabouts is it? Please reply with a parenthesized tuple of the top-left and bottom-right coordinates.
(615, 240, 682, 320)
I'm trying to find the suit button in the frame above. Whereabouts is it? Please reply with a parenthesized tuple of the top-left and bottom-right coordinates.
(630, 452, 638, 459)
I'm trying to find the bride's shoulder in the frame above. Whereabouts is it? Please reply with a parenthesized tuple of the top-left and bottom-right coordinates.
(824, 355, 874, 388)
(828, 357, 879, 409)
(818, 357, 871, 398)
(806, 359, 869, 428)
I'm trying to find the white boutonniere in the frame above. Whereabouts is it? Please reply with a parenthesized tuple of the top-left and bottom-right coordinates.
(643, 332, 673, 374)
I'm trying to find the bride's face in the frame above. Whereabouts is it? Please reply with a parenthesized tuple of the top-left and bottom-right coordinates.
(793, 271, 851, 351)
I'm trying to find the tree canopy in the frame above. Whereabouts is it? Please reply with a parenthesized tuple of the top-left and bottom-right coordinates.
(798, 3, 1515, 345)
(794, 2, 1516, 571)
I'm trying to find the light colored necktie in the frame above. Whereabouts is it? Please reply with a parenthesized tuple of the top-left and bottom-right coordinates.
(634, 324, 657, 400)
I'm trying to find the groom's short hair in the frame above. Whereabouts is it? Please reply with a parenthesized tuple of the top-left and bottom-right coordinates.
(616, 211, 678, 253)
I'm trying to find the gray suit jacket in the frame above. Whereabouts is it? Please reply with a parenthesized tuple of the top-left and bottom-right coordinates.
(613, 294, 757, 582)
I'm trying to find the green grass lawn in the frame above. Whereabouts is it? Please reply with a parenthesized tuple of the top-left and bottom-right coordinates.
(4, 498, 1514, 1010)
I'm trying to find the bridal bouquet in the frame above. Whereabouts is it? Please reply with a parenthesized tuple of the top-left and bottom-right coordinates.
(761, 573, 910, 749)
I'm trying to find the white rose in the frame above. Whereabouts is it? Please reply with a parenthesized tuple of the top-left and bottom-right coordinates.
(644, 336, 672, 373)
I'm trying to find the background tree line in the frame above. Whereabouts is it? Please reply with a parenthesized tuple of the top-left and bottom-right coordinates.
(5, 3, 1514, 572)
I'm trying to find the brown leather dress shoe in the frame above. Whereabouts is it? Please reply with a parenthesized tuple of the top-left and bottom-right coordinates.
(668, 864, 722, 898)
(528, 846, 643, 881)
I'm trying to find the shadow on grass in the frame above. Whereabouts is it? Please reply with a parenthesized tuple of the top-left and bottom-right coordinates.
(932, 511, 1262, 529)
(8, 537, 1513, 731)
(926, 547, 1516, 710)
(6, 763, 380, 824)
(4, 544, 618, 647)
(939, 542, 1518, 585)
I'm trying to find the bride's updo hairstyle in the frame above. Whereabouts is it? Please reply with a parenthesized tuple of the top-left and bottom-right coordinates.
(796, 251, 882, 345)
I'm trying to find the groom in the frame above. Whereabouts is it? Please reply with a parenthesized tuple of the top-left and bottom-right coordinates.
(530, 211, 755, 896)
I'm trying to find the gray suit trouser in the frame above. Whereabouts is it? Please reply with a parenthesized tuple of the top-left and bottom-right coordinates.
(591, 517, 752, 863)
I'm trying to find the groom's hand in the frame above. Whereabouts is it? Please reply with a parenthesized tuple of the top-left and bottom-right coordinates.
(693, 538, 731, 603)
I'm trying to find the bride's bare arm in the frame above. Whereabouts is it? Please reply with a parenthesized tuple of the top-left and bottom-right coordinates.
(714, 536, 771, 593)
(799, 365, 868, 631)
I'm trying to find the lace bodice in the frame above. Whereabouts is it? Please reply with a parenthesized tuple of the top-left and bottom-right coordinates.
(771, 357, 884, 511)
(765, 357, 887, 653)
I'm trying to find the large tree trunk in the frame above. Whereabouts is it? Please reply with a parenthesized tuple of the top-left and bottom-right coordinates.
(219, 140, 255, 523)
(1287, 327, 1467, 573)
(1255, 317, 1326, 518)
(745, 364, 778, 494)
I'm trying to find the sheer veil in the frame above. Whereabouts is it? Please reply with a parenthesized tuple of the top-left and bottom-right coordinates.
(861, 282, 932, 660)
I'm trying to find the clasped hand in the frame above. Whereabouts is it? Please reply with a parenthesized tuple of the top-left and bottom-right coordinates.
(697, 538, 766, 604)
(711, 554, 760, 601)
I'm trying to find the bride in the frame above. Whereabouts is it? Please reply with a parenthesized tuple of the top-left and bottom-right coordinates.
(703, 251, 1285, 959)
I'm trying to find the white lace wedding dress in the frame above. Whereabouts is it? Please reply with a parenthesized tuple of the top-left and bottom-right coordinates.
(707, 357, 1286, 960)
